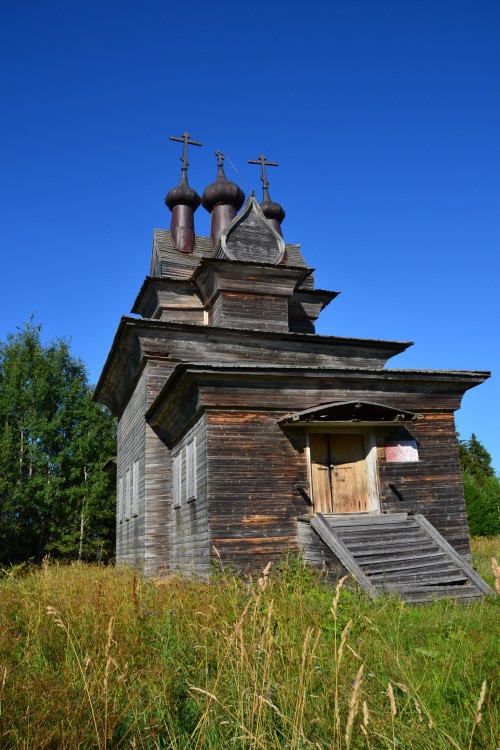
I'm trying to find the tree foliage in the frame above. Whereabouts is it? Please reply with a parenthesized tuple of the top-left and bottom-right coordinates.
(458, 433, 500, 536)
(0, 321, 116, 564)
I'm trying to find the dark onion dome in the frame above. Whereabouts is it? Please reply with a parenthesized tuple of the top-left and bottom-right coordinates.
(165, 172, 201, 211)
(260, 194, 286, 224)
(201, 152, 245, 213)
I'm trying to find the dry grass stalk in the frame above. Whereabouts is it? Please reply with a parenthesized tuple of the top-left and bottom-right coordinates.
(337, 619, 353, 665)
(291, 626, 321, 750)
(103, 616, 116, 750)
(330, 575, 347, 620)
(0, 665, 7, 703)
(491, 558, 500, 594)
(46, 605, 101, 748)
(362, 699, 369, 727)
(466, 680, 488, 750)
(387, 682, 396, 717)
(189, 686, 270, 750)
(344, 663, 364, 749)
(258, 561, 272, 591)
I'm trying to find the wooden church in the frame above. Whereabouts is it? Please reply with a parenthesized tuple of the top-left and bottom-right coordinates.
(95, 133, 494, 602)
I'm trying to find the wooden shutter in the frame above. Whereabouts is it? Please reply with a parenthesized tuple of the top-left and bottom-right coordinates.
(186, 438, 196, 501)
(132, 461, 139, 517)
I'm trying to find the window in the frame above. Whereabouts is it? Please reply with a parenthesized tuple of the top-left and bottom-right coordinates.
(125, 468, 131, 520)
(172, 452, 182, 508)
(118, 475, 125, 522)
(186, 437, 197, 501)
(132, 460, 139, 517)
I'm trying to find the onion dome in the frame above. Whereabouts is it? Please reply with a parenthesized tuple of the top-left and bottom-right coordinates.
(202, 152, 245, 248)
(260, 191, 286, 226)
(201, 152, 245, 213)
(165, 172, 201, 212)
(165, 131, 202, 253)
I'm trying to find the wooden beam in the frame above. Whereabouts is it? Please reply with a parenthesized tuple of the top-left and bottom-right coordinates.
(413, 514, 496, 596)
(310, 513, 379, 599)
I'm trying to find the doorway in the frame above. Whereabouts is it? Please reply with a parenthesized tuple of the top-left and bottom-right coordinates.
(309, 432, 379, 514)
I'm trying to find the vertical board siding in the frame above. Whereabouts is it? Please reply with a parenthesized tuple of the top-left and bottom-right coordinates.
(170, 414, 210, 574)
(143, 359, 177, 576)
(116, 369, 147, 567)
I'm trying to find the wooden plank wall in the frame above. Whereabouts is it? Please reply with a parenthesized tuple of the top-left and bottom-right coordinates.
(116, 368, 147, 567)
(206, 410, 310, 572)
(201, 383, 470, 564)
(209, 292, 289, 332)
(144, 359, 176, 575)
(376, 413, 471, 556)
(297, 520, 346, 579)
(170, 414, 210, 574)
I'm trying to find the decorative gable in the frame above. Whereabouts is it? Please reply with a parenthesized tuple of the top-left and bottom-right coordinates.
(215, 195, 285, 265)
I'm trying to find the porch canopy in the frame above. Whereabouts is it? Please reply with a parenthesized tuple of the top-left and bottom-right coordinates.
(278, 400, 419, 426)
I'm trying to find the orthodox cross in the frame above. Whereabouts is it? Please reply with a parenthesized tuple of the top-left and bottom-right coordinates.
(215, 150, 225, 173)
(248, 154, 278, 197)
(169, 131, 202, 175)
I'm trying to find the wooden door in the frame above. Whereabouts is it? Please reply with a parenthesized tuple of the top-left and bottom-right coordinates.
(310, 433, 370, 513)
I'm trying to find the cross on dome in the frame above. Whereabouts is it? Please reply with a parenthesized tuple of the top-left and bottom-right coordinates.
(169, 131, 203, 175)
(248, 154, 279, 197)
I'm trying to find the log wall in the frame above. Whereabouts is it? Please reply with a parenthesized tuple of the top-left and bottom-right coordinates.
(206, 410, 309, 571)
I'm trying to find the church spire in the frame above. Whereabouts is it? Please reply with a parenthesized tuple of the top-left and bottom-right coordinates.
(165, 131, 202, 253)
(248, 154, 286, 236)
(201, 151, 245, 248)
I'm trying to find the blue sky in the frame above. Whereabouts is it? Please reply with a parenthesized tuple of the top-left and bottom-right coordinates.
(1, 1, 499, 470)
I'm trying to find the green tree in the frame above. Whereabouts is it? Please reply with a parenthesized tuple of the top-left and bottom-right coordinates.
(0, 321, 116, 564)
(458, 433, 500, 536)
(458, 433, 495, 483)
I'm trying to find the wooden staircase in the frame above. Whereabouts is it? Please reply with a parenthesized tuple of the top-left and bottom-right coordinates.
(309, 512, 495, 604)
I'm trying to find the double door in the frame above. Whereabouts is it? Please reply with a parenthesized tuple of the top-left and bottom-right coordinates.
(310, 432, 376, 514)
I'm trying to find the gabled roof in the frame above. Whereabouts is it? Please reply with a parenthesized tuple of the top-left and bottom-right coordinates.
(150, 229, 315, 288)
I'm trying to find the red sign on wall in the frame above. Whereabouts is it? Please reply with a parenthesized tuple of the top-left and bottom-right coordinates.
(385, 440, 419, 463)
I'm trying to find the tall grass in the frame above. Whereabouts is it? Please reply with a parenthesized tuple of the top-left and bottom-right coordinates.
(0, 539, 498, 749)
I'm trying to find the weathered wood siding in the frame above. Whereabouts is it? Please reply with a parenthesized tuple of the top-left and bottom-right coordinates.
(170, 414, 210, 574)
(297, 519, 346, 579)
(116, 368, 147, 566)
(375, 413, 470, 556)
(144, 359, 176, 575)
(206, 411, 308, 571)
(209, 292, 289, 331)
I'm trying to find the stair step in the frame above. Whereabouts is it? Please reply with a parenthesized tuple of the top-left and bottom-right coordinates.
(323, 513, 408, 526)
(360, 556, 453, 575)
(346, 538, 436, 552)
(302, 512, 495, 602)
(355, 550, 447, 566)
(374, 570, 468, 585)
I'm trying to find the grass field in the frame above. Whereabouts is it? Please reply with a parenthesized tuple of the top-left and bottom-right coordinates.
(0, 537, 498, 749)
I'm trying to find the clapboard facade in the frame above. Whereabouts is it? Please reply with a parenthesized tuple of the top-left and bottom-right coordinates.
(94, 145, 490, 588)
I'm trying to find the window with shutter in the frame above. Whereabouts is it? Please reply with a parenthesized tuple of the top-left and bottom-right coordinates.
(132, 460, 139, 517)
(125, 468, 131, 521)
(186, 438, 197, 501)
(118, 475, 125, 522)
(173, 452, 182, 508)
